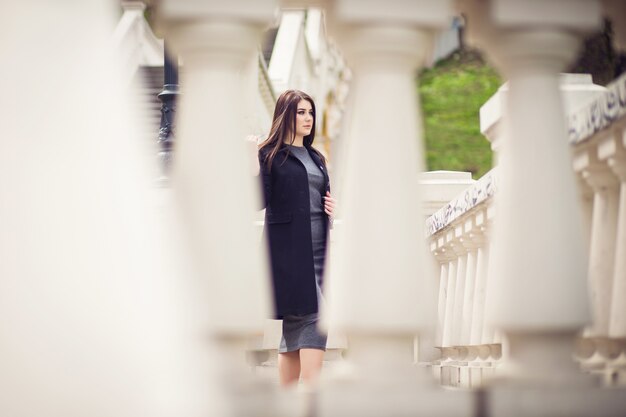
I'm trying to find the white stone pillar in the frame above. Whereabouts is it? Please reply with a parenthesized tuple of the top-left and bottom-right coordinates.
(436, 254, 451, 346)
(608, 144, 626, 338)
(583, 163, 620, 336)
(461, 236, 479, 346)
(481, 240, 497, 346)
(578, 175, 595, 251)
(442, 256, 458, 347)
(160, 1, 277, 416)
(161, 0, 275, 333)
(470, 230, 489, 346)
(473, 0, 601, 382)
(320, 1, 472, 415)
(607, 140, 626, 386)
(451, 242, 468, 346)
(323, 3, 447, 342)
(0, 1, 208, 416)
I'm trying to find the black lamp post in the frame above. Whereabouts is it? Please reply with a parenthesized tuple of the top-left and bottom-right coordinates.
(157, 40, 179, 174)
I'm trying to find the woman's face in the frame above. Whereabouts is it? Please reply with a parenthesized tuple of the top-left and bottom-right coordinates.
(294, 99, 314, 138)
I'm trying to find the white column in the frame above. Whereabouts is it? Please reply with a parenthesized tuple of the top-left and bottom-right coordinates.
(442, 257, 458, 347)
(481, 241, 496, 346)
(437, 255, 451, 346)
(470, 232, 489, 346)
(320, 1, 474, 415)
(162, 0, 275, 334)
(160, 2, 277, 416)
(476, 0, 601, 381)
(583, 163, 619, 336)
(323, 5, 447, 342)
(609, 149, 626, 338)
(461, 238, 479, 346)
(573, 159, 595, 252)
(451, 243, 468, 346)
(0, 1, 206, 416)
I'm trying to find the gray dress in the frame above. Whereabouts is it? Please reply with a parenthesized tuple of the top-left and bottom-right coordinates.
(279, 145, 328, 353)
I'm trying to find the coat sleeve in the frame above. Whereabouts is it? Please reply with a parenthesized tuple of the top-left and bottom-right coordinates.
(258, 151, 271, 209)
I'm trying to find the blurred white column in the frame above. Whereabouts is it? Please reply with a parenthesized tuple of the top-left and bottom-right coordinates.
(161, 0, 275, 335)
(320, 0, 472, 415)
(607, 139, 626, 338)
(323, 0, 447, 347)
(607, 132, 626, 385)
(467, 0, 602, 383)
(0, 1, 209, 417)
(159, 1, 278, 416)
(583, 163, 619, 336)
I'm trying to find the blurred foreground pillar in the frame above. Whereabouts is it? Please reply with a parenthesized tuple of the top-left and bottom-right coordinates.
(159, 1, 279, 416)
(0, 1, 208, 416)
(480, 0, 598, 383)
(320, 1, 472, 415)
(460, 0, 626, 414)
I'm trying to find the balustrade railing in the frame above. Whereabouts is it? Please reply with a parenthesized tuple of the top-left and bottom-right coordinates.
(427, 170, 500, 388)
(570, 72, 626, 386)
(427, 71, 626, 389)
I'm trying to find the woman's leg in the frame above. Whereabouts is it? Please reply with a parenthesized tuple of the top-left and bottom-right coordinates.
(278, 351, 300, 386)
(299, 348, 324, 384)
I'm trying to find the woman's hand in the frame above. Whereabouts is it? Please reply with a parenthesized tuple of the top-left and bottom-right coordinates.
(324, 191, 336, 218)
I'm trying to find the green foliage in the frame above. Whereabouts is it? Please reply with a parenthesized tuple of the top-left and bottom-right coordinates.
(418, 51, 501, 179)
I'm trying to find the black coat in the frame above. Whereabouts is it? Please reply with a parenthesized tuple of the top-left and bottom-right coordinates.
(258, 144, 331, 319)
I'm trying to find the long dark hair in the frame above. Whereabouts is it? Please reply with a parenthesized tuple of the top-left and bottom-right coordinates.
(259, 89, 326, 170)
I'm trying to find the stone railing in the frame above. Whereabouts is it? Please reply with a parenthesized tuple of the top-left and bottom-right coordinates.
(570, 72, 626, 386)
(427, 170, 500, 388)
(427, 71, 626, 388)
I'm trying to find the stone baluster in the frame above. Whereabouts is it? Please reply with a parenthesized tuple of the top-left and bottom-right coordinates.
(159, 1, 277, 416)
(442, 237, 459, 349)
(577, 174, 595, 252)
(480, 239, 498, 348)
(469, 220, 489, 347)
(461, 230, 480, 346)
(320, 1, 472, 415)
(451, 234, 468, 348)
(322, 0, 445, 350)
(434, 246, 453, 347)
(606, 134, 626, 384)
(457, 233, 478, 387)
(582, 160, 620, 338)
(433, 245, 453, 383)
(442, 254, 459, 385)
(458, 225, 482, 387)
(460, 0, 602, 388)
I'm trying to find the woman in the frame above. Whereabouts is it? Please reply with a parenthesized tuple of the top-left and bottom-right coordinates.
(256, 90, 335, 386)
